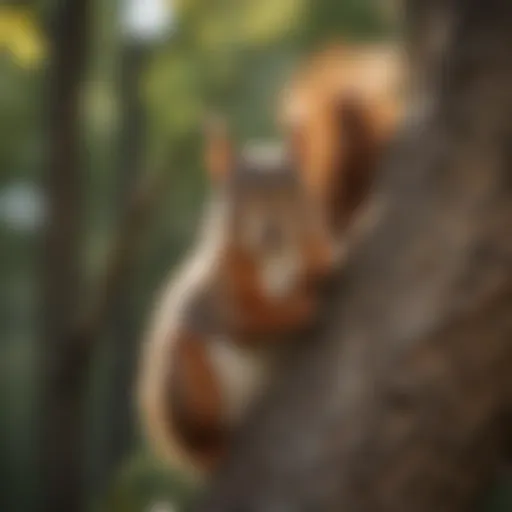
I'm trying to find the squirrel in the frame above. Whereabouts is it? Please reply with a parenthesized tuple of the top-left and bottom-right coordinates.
(137, 42, 405, 478)
(137, 122, 334, 478)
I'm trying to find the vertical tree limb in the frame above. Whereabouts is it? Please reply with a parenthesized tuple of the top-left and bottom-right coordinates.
(101, 41, 148, 490)
(41, 0, 89, 510)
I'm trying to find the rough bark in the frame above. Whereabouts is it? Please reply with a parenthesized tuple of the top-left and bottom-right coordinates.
(193, 0, 512, 510)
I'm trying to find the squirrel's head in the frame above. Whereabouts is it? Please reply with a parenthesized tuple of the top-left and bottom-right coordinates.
(203, 118, 329, 299)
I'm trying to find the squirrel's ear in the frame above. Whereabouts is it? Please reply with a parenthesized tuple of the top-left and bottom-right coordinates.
(203, 114, 234, 183)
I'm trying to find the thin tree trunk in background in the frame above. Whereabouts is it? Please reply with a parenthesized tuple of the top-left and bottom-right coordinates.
(102, 42, 147, 485)
(194, 0, 512, 510)
(41, 0, 89, 511)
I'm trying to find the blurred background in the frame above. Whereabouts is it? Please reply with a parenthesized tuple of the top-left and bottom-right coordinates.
(0, 0, 510, 511)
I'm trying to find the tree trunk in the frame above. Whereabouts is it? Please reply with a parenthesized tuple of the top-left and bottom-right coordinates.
(102, 42, 147, 487)
(40, 0, 89, 511)
(194, 0, 512, 510)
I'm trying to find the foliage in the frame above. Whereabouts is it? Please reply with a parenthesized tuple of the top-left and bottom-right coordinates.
(98, 453, 199, 512)
(0, 6, 47, 69)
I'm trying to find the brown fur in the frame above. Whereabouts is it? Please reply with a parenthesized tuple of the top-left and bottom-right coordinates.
(137, 159, 332, 476)
(222, 234, 331, 340)
(138, 43, 405, 477)
(170, 333, 226, 470)
(280, 42, 404, 237)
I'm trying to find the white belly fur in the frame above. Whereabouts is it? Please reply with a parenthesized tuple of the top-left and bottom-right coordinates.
(205, 336, 277, 425)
